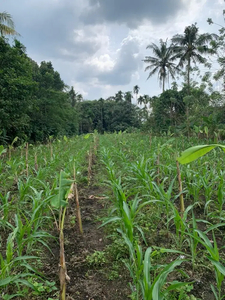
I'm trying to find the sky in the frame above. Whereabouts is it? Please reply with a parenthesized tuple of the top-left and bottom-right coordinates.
(1, 0, 224, 102)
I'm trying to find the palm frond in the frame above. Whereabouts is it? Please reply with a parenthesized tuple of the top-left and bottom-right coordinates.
(0, 11, 18, 36)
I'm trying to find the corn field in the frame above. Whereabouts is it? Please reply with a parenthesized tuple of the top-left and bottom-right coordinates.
(1, 132, 225, 300)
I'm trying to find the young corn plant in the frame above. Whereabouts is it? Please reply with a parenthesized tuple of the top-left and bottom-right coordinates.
(184, 211, 211, 271)
(168, 202, 195, 250)
(152, 177, 176, 232)
(8, 212, 53, 256)
(140, 247, 189, 300)
(119, 234, 189, 300)
(50, 170, 74, 300)
(0, 191, 12, 228)
(0, 230, 38, 297)
(193, 229, 225, 300)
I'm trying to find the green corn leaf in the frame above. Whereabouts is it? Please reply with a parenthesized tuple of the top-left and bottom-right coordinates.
(135, 243, 143, 269)
(136, 225, 147, 245)
(152, 260, 184, 300)
(1, 294, 24, 299)
(211, 284, 219, 300)
(208, 257, 225, 276)
(153, 247, 185, 256)
(117, 229, 135, 260)
(13, 255, 38, 262)
(177, 144, 225, 164)
(0, 277, 13, 287)
(50, 171, 73, 208)
(15, 279, 36, 290)
(98, 216, 121, 228)
(166, 281, 192, 292)
(195, 230, 215, 256)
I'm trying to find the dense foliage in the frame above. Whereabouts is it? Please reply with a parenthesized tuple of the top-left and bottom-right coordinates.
(1, 9, 225, 144)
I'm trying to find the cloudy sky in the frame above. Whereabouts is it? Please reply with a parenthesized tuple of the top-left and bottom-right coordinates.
(1, 0, 224, 101)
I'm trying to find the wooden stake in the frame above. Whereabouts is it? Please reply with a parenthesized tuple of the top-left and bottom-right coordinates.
(59, 228, 67, 300)
(88, 148, 92, 185)
(74, 163, 83, 235)
(59, 207, 70, 300)
(176, 160, 184, 215)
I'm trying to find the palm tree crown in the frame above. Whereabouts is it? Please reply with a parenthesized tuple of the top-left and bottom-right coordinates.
(0, 12, 18, 36)
(143, 40, 179, 92)
(171, 23, 216, 93)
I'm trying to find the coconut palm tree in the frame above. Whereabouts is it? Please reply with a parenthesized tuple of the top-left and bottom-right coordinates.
(133, 85, 140, 102)
(0, 12, 18, 36)
(171, 24, 216, 94)
(143, 39, 179, 92)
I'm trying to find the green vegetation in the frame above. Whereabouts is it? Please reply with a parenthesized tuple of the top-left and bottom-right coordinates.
(1, 131, 225, 299)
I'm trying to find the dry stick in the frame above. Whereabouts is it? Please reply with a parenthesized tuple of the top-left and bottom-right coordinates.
(59, 229, 66, 300)
(50, 144, 53, 161)
(73, 163, 83, 235)
(176, 160, 185, 215)
(59, 206, 69, 300)
(88, 147, 92, 186)
(26, 142, 29, 177)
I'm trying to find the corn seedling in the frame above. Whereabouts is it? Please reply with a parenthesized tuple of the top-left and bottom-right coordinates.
(192, 229, 225, 300)
(0, 230, 38, 296)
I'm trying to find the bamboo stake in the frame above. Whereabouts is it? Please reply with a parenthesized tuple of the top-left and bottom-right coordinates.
(176, 160, 184, 215)
(73, 162, 83, 235)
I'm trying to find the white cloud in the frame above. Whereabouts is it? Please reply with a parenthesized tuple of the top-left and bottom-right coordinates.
(85, 54, 115, 72)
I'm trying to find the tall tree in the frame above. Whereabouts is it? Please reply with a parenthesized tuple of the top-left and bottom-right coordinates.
(172, 24, 216, 94)
(133, 85, 140, 102)
(124, 91, 133, 103)
(68, 87, 83, 107)
(115, 90, 123, 102)
(143, 39, 178, 92)
(0, 12, 18, 36)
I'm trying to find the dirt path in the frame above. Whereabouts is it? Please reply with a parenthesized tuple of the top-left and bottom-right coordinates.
(62, 184, 130, 300)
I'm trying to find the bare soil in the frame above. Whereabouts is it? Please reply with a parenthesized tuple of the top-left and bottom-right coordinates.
(45, 184, 130, 300)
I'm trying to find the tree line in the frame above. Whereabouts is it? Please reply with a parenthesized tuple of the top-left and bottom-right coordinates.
(1, 11, 225, 144)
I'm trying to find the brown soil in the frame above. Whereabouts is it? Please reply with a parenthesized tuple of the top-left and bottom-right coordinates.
(45, 184, 130, 300)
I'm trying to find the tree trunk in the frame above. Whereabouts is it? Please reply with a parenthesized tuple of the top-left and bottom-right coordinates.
(187, 57, 191, 95)
(162, 77, 165, 93)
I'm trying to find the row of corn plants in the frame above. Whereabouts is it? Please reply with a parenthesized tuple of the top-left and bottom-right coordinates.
(97, 132, 225, 299)
(0, 135, 94, 299)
